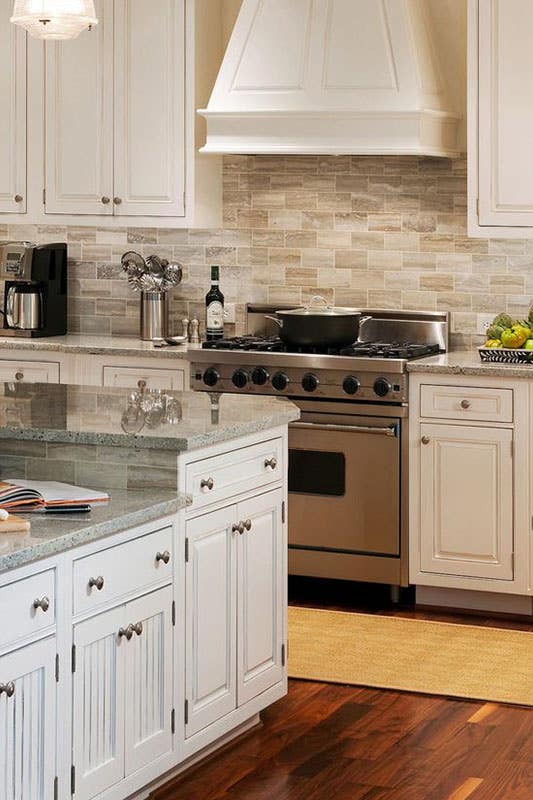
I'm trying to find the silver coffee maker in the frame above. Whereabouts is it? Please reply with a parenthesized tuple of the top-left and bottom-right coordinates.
(0, 242, 67, 337)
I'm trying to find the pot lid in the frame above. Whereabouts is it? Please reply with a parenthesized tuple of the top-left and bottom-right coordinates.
(277, 296, 360, 318)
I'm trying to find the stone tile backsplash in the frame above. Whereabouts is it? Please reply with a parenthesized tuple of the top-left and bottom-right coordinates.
(2, 154, 533, 349)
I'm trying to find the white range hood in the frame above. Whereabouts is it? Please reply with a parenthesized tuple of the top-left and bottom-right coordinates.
(199, 0, 460, 157)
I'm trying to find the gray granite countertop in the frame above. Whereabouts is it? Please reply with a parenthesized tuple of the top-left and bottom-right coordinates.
(0, 383, 299, 451)
(0, 334, 190, 360)
(0, 489, 187, 574)
(407, 350, 533, 379)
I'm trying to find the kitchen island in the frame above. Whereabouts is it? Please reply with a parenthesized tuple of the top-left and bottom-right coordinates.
(0, 382, 298, 800)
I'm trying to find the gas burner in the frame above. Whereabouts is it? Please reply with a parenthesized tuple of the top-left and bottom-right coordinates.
(339, 342, 441, 359)
(203, 337, 441, 360)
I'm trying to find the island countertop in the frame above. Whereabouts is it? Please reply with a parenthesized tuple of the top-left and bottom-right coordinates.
(0, 383, 300, 451)
(0, 489, 187, 574)
(407, 350, 533, 379)
(0, 334, 190, 360)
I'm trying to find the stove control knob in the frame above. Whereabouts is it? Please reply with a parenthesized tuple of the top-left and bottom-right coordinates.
(272, 372, 289, 391)
(342, 375, 360, 396)
(203, 367, 220, 388)
(374, 377, 391, 398)
(251, 367, 269, 386)
(231, 369, 249, 389)
(301, 373, 319, 393)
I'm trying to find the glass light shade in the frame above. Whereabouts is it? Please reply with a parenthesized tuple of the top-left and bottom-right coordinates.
(11, 0, 98, 40)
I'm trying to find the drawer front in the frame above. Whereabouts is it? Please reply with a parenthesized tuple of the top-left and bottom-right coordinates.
(420, 385, 513, 423)
(73, 527, 173, 615)
(186, 438, 283, 511)
(0, 569, 56, 650)
(102, 365, 184, 391)
(0, 359, 60, 384)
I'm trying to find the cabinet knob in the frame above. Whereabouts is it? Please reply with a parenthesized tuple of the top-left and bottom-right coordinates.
(243, 519, 252, 531)
(131, 621, 143, 637)
(264, 457, 278, 470)
(460, 399, 471, 409)
(88, 576, 104, 591)
(118, 625, 134, 641)
(14, 195, 23, 204)
(137, 379, 147, 391)
(114, 197, 122, 205)
(101, 196, 111, 205)
(232, 522, 245, 535)
(200, 477, 214, 491)
(0, 682, 15, 698)
(15, 372, 24, 381)
(33, 596, 50, 613)
(156, 550, 170, 565)
(421, 436, 431, 445)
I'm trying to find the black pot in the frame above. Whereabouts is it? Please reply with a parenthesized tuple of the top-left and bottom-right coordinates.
(268, 296, 365, 347)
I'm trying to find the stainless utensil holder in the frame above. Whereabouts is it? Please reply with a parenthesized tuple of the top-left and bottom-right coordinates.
(140, 292, 169, 341)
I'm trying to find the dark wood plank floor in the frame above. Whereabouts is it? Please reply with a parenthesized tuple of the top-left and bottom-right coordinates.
(154, 578, 533, 800)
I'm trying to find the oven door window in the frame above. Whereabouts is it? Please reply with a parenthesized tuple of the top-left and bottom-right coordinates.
(289, 449, 345, 496)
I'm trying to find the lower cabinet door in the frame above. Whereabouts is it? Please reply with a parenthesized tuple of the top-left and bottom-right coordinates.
(0, 637, 57, 800)
(124, 587, 173, 776)
(237, 489, 285, 705)
(420, 423, 514, 580)
(185, 506, 237, 737)
(72, 606, 126, 800)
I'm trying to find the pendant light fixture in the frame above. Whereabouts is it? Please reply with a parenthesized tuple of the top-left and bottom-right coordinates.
(11, 1, 98, 40)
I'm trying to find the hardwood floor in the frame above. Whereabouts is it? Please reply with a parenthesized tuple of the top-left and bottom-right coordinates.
(154, 578, 533, 800)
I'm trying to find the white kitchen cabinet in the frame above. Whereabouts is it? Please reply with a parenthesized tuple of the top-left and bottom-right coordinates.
(469, 0, 533, 235)
(72, 586, 173, 800)
(0, 358, 60, 384)
(0, 0, 26, 215)
(0, 637, 57, 800)
(419, 423, 514, 581)
(185, 487, 285, 737)
(45, 0, 114, 215)
(102, 365, 185, 391)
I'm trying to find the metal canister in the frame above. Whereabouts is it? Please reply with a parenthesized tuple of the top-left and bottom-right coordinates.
(140, 292, 169, 341)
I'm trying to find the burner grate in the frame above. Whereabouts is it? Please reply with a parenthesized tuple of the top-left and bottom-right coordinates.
(202, 337, 441, 360)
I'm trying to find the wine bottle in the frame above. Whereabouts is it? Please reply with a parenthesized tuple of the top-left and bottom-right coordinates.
(205, 265, 224, 340)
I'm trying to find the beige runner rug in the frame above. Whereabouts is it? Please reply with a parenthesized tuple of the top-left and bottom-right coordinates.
(288, 606, 533, 706)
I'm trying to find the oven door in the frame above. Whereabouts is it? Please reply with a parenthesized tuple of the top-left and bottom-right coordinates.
(288, 410, 401, 557)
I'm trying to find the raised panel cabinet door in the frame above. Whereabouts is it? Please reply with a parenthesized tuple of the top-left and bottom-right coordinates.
(237, 488, 284, 706)
(72, 606, 126, 800)
(124, 586, 173, 776)
(113, 0, 185, 216)
(419, 423, 514, 580)
(478, 0, 533, 226)
(0, 1, 26, 214)
(44, 0, 114, 215)
(185, 506, 237, 737)
(0, 637, 56, 800)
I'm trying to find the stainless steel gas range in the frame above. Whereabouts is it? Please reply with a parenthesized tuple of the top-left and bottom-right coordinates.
(190, 308, 448, 595)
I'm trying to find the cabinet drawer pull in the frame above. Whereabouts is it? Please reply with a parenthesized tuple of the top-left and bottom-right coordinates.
(101, 196, 111, 205)
(15, 372, 24, 381)
(460, 399, 471, 409)
(118, 625, 134, 641)
(132, 621, 143, 637)
(156, 550, 170, 564)
(232, 522, 245, 535)
(137, 379, 147, 390)
(0, 682, 15, 698)
(88, 576, 104, 591)
(264, 457, 278, 470)
(421, 436, 431, 445)
(14, 194, 23, 204)
(200, 477, 214, 491)
(113, 197, 122, 205)
(243, 519, 252, 531)
(33, 596, 50, 613)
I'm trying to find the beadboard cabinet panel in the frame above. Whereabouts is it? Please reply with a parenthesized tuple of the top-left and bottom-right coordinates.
(0, 1, 26, 214)
(44, 0, 114, 215)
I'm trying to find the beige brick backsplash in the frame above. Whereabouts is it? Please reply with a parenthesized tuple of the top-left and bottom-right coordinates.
(8, 153, 533, 349)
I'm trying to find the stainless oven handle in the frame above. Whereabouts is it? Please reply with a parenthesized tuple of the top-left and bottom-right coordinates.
(291, 421, 398, 437)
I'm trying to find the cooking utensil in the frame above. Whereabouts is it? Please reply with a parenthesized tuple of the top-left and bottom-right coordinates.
(267, 295, 365, 347)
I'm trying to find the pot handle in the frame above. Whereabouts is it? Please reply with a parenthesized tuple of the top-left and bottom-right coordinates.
(308, 295, 330, 309)
(265, 315, 283, 328)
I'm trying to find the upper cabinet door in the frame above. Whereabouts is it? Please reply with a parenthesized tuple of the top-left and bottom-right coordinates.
(45, 0, 114, 215)
(113, 0, 185, 217)
(0, 1, 26, 214)
(477, 0, 533, 227)
(237, 488, 285, 706)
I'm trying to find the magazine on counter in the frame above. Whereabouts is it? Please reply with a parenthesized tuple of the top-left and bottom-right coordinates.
(0, 480, 109, 511)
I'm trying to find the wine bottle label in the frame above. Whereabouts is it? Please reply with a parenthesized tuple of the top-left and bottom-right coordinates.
(206, 300, 224, 332)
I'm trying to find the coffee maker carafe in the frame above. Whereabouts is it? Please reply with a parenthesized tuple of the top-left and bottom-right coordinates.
(0, 242, 67, 337)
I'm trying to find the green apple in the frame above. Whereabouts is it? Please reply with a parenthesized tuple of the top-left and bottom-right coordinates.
(524, 339, 533, 350)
